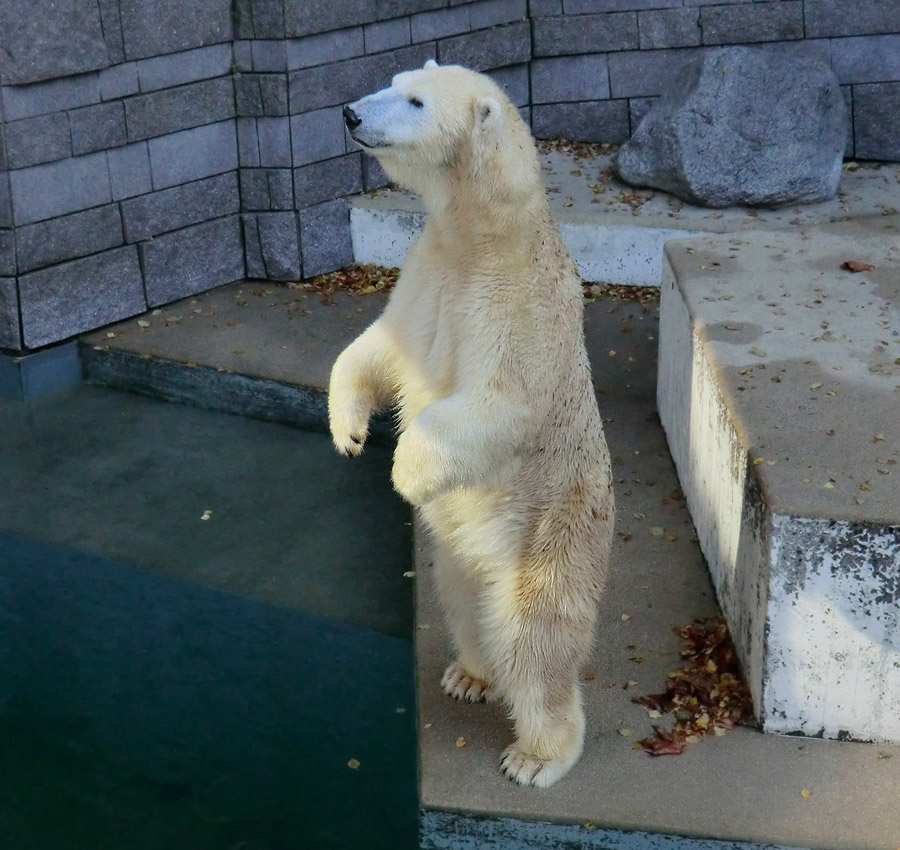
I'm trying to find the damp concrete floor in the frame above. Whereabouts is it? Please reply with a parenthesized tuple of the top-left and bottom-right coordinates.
(78, 282, 900, 850)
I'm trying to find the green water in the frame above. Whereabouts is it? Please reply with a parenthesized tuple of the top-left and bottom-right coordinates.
(0, 387, 417, 849)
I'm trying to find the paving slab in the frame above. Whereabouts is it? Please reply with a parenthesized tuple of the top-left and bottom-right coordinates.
(351, 150, 900, 287)
(657, 217, 900, 744)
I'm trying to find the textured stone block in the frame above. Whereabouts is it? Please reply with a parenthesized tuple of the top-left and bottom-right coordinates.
(805, 0, 900, 38)
(832, 34, 900, 85)
(257, 117, 293, 168)
(291, 107, 347, 167)
(241, 0, 286, 38)
(107, 141, 153, 200)
(0, 231, 15, 276)
(119, 0, 232, 62)
(376, 0, 444, 15)
(235, 73, 290, 116)
(243, 212, 302, 280)
(299, 199, 353, 278)
(2, 73, 101, 121)
(121, 173, 240, 242)
(616, 47, 848, 207)
(854, 82, 900, 161)
(126, 77, 235, 142)
(566, 0, 679, 10)
(0, 176, 11, 229)
(639, 7, 700, 50)
(19, 246, 146, 348)
(98, 0, 126, 65)
(364, 17, 412, 54)
(99, 63, 140, 101)
(233, 40, 254, 71)
(0, 277, 20, 350)
(17, 204, 124, 273)
(530, 0, 562, 15)
(70, 101, 127, 155)
(284, 0, 374, 38)
(10, 152, 111, 226)
(234, 0, 254, 38)
(533, 12, 638, 56)
(289, 44, 433, 113)
(361, 156, 392, 191)
(411, 6, 471, 42)
(628, 96, 655, 132)
(241, 168, 295, 210)
(437, 21, 530, 69)
(238, 118, 261, 166)
(140, 216, 244, 306)
(136, 44, 233, 92)
(607, 47, 696, 98)
(531, 54, 610, 103)
(700, 2, 802, 46)
(251, 40, 288, 72)
(5, 113, 71, 169)
(0, 0, 107, 85)
(148, 121, 238, 190)
(489, 64, 530, 107)
(532, 99, 629, 142)
(470, 0, 526, 29)
(286, 27, 366, 71)
(294, 154, 364, 208)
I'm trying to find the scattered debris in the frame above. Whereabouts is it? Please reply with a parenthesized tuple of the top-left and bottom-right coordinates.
(291, 263, 401, 297)
(841, 260, 874, 273)
(200, 509, 213, 521)
(347, 758, 360, 770)
(455, 737, 467, 748)
(633, 617, 752, 756)
(536, 139, 619, 159)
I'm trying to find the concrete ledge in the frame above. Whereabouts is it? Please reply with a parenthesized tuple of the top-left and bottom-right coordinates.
(657, 218, 900, 742)
(350, 151, 900, 287)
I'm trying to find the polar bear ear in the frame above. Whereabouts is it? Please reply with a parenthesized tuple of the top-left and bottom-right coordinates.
(476, 96, 504, 137)
(424, 59, 438, 69)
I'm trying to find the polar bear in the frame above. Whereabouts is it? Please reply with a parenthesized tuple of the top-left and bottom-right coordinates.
(329, 61, 614, 788)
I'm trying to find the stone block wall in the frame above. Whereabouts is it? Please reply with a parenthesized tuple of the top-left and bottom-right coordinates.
(0, 0, 897, 354)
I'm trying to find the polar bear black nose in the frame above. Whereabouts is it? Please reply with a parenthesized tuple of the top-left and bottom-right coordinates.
(343, 105, 362, 130)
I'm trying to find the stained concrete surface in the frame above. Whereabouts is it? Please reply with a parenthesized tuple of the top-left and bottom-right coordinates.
(662, 217, 900, 523)
(78, 283, 900, 849)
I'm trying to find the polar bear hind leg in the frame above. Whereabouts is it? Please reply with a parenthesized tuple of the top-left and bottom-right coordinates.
(433, 540, 498, 703)
(482, 570, 593, 788)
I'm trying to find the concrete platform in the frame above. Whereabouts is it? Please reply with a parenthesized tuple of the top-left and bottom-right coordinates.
(352, 150, 900, 287)
(657, 217, 900, 745)
(79, 283, 900, 850)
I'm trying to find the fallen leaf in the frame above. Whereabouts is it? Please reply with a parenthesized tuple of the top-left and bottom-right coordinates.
(403, 571, 416, 578)
(136, 319, 151, 328)
(621, 613, 632, 622)
(347, 758, 360, 770)
(201, 509, 212, 521)
(800, 788, 811, 799)
(749, 347, 767, 358)
(841, 260, 874, 272)
(455, 737, 467, 748)
(617, 726, 632, 737)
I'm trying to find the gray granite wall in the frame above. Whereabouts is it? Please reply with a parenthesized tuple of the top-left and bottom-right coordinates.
(0, 0, 897, 353)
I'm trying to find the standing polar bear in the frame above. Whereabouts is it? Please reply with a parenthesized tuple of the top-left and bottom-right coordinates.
(329, 61, 614, 788)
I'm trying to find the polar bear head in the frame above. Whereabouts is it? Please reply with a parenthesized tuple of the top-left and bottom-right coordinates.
(344, 61, 540, 203)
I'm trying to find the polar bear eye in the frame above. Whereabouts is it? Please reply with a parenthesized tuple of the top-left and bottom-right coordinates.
(408, 96, 424, 108)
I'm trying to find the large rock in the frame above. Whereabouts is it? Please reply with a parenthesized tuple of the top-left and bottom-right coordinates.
(615, 47, 849, 208)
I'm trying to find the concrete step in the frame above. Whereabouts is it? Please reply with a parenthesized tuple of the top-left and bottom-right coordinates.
(78, 282, 900, 849)
(657, 217, 900, 744)
(351, 150, 900, 287)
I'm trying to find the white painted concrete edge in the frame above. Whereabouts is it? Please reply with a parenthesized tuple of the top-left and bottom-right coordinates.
(350, 204, 698, 287)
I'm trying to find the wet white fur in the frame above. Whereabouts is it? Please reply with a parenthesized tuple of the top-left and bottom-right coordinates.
(329, 63, 614, 788)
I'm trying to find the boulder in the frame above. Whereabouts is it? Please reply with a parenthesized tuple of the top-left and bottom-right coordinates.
(615, 47, 849, 208)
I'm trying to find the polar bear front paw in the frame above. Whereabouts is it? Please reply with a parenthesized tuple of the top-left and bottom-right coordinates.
(499, 742, 579, 788)
(441, 663, 497, 703)
(391, 427, 451, 504)
(329, 405, 370, 457)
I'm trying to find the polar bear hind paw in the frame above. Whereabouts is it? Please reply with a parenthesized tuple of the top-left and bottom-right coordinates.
(441, 663, 497, 703)
(500, 742, 578, 788)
